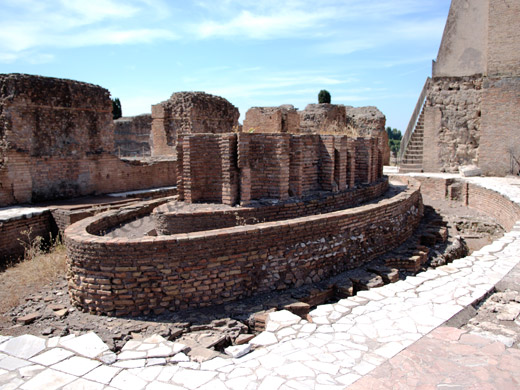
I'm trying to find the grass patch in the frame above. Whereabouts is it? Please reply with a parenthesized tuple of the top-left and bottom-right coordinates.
(0, 235, 67, 315)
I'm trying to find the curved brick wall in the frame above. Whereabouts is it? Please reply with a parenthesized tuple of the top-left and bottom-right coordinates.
(399, 175, 520, 230)
(154, 179, 389, 234)
(65, 178, 423, 316)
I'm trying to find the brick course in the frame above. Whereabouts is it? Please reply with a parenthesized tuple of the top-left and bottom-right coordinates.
(177, 133, 382, 206)
(154, 179, 389, 234)
(65, 178, 422, 316)
(0, 74, 177, 206)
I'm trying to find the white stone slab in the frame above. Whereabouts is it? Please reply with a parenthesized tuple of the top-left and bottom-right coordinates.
(225, 344, 251, 359)
(84, 365, 121, 385)
(0, 335, 46, 359)
(20, 368, 76, 390)
(250, 331, 278, 347)
(30, 348, 74, 366)
(60, 332, 109, 359)
(52, 356, 100, 376)
(0, 355, 32, 370)
(62, 378, 105, 390)
(110, 370, 148, 390)
(171, 368, 217, 390)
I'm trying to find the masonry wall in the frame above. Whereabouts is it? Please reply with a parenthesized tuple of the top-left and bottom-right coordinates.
(0, 74, 177, 206)
(404, 175, 520, 231)
(422, 76, 483, 173)
(239, 133, 291, 203)
(487, 0, 520, 77)
(155, 179, 388, 234)
(65, 178, 421, 316)
(151, 92, 239, 157)
(0, 210, 53, 262)
(114, 114, 152, 157)
(479, 77, 520, 175)
(243, 106, 300, 133)
(177, 133, 383, 206)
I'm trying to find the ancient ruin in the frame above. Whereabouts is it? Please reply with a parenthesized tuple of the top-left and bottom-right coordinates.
(0, 74, 176, 207)
(151, 92, 240, 157)
(400, 0, 520, 176)
(114, 114, 152, 157)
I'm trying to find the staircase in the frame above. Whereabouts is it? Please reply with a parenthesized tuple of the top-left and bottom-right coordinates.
(399, 77, 431, 173)
(399, 109, 425, 173)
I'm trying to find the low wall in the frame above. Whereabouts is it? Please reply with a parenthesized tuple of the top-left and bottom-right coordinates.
(65, 178, 422, 316)
(396, 175, 520, 231)
(0, 154, 177, 205)
(154, 179, 389, 234)
(0, 209, 54, 263)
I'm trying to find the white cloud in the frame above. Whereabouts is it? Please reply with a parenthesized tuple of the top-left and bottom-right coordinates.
(196, 9, 335, 39)
(0, 0, 178, 63)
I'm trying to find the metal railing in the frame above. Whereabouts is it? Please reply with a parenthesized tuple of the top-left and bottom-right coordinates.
(399, 77, 431, 163)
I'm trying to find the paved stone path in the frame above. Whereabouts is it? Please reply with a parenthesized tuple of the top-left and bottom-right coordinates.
(1, 174, 520, 389)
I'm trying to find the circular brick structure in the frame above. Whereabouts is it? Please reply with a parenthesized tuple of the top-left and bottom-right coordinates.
(65, 178, 423, 316)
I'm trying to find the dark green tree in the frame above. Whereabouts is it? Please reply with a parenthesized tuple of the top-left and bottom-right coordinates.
(386, 126, 402, 157)
(318, 90, 331, 104)
(112, 98, 122, 120)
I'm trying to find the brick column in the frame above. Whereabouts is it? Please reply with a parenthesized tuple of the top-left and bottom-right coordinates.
(319, 135, 335, 191)
(220, 134, 239, 206)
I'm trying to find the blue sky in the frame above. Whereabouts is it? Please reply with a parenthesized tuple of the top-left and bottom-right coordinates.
(0, 0, 452, 131)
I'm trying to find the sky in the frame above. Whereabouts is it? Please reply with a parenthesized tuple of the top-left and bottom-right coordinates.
(0, 0, 452, 131)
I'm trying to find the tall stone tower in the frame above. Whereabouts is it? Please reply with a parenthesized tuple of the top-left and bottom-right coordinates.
(400, 0, 520, 176)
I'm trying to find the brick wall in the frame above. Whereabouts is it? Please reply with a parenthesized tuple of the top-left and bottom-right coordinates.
(151, 92, 239, 157)
(487, 0, 520, 77)
(239, 133, 291, 203)
(401, 175, 520, 231)
(0, 153, 177, 205)
(479, 77, 520, 176)
(65, 178, 421, 316)
(155, 179, 388, 234)
(0, 74, 177, 206)
(243, 105, 300, 133)
(177, 133, 383, 206)
(114, 114, 152, 157)
(0, 210, 54, 263)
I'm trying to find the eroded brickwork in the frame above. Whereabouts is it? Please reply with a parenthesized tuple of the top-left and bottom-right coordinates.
(177, 133, 383, 206)
(299, 104, 348, 134)
(151, 92, 239, 157)
(0, 74, 177, 206)
(66, 178, 421, 316)
(243, 105, 300, 133)
(114, 114, 152, 157)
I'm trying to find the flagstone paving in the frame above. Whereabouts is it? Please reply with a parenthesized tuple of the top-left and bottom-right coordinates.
(1, 174, 520, 389)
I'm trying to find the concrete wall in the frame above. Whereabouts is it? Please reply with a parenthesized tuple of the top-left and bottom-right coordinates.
(433, 0, 488, 77)
(487, 0, 520, 77)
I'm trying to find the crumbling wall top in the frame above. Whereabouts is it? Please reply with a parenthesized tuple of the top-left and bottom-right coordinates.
(299, 103, 347, 134)
(344, 106, 386, 136)
(0, 73, 113, 158)
(153, 91, 239, 125)
(0, 73, 111, 110)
